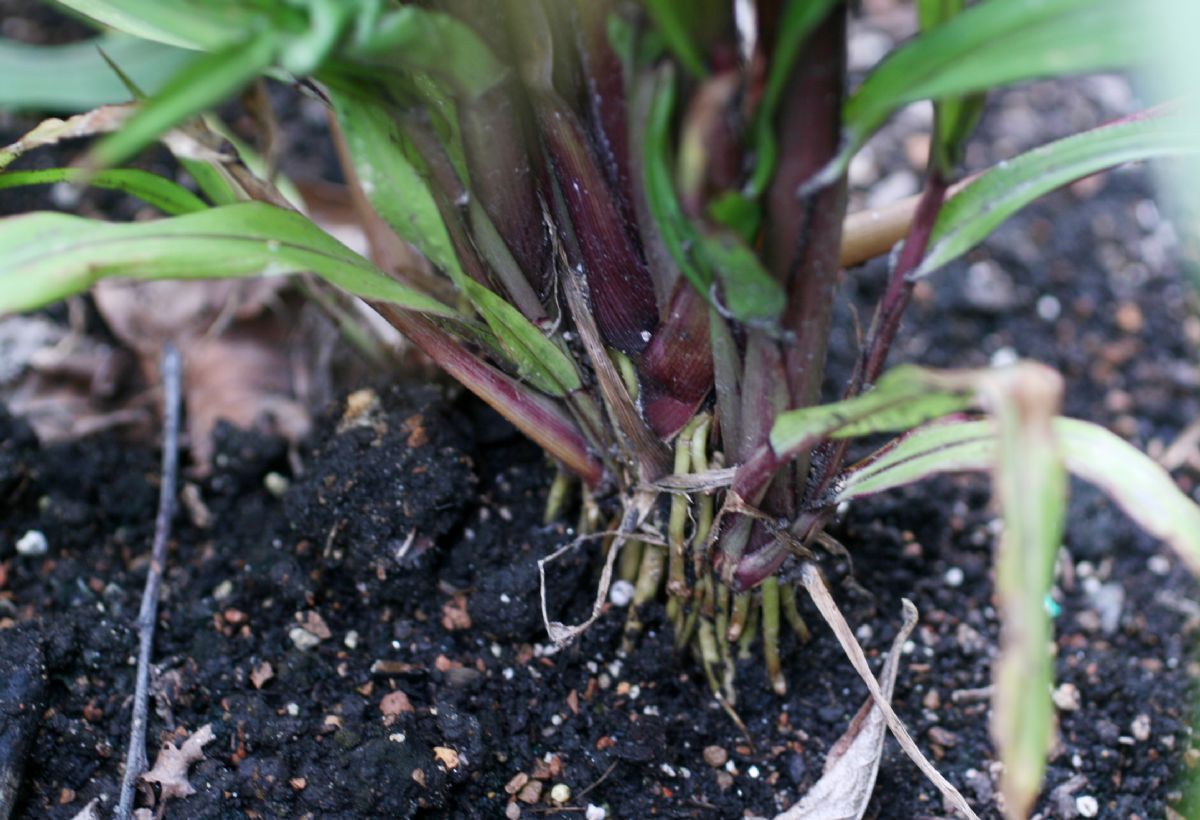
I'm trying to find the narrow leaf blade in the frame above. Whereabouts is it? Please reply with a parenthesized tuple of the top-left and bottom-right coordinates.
(0, 202, 457, 318)
(826, 0, 1161, 182)
(0, 167, 207, 214)
(1057, 418, 1200, 576)
(916, 109, 1200, 278)
(88, 31, 278, 169)
(769, 364, 976, 458)
(0, 34, 193, 112)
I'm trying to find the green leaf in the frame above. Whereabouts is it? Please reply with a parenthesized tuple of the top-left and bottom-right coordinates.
(834, 418, 995, 503)
(643, 67, 785, 326)
(641, 0, 707, 77)
(697, 231, 786, 328)
(916, 0, 984, 175)
(1056, 418, 1200, 577)
(346, 6, 509, 99)
(329, 88, 581, 396)
(743, 0, 841, 199)
(839, 416, 1200, 579)
(835, 408, 1200, 815)
(915, 109, 1200, 278)
(824, 0, 1162, 184)
(50, 0, 268, 51)
(0, 202, 457, 318)
(0, 33, 193, 112)
(769, 364, 976, 458)
(0, 167, 207, 215)
(88, 30, 279, 169)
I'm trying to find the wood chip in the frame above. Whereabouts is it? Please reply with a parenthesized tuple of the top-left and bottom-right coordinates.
(248, 661, 274, 690)
(517, 780, 544, 804)
(297, 610, 332, 640)
(380, 690, 414, 723)
(433, 746, 460, 770)
(441, 595, 472, 631)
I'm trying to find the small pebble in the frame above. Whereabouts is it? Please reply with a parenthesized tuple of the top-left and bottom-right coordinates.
(517, 781, 543, 804)
(943, 567, 964, 587)
(610, 580, 635, 607)
(1148, 555, 1171, 576)
(1052, 682, 1081, 712)
(505, 801, 521, 820)
(15, 529, 48, 556)
(344, 630, 359, 650)
(990, 346, 1019, 368)
(1131, 713, 1151, 742)
(703, 745, 729, 768)
(288, 627, 322, 651)
(1076, 795, 1099, 817)
(928, 726, 959, 748)
(1036, 294, 1062, 321)
(549, 783, 571, 804)
(585, 805, 607, 820)
(213, 580, 234, 601)
(264, 472, 290, 497)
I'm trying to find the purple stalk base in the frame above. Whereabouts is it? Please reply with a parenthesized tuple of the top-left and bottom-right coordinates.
(576, 0, 639, 238)
(536, 94, 660, 355)
(374, 304, 605, 488)
(640, 282, 714, 439)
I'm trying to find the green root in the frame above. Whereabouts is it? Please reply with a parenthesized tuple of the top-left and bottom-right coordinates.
(595, 409, 814, 703)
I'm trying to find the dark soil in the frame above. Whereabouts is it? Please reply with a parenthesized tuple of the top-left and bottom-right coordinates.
(3, 5, 1200, 820)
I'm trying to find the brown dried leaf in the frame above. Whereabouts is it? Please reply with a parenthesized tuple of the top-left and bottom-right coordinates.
(799, 565, 978, 819)
(92, 279, 311, 471)
(775, 600, 917, 820)
(141, 723, 215, 803)
(0, 104, 137, 170)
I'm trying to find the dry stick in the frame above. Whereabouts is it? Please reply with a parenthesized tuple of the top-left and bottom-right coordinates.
(116, 343, 182, 820)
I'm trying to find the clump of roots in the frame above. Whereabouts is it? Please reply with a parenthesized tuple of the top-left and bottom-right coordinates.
(544, 413, 813, 707)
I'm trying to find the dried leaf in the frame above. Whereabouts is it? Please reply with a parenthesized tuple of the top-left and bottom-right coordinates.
(800, 564, 978, 819)
(776, 599, 917, 819)
(141, 723, 215, 803)
(92, 278, 311, 470)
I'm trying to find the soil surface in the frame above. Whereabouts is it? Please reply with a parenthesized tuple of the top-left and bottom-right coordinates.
(3, 4, 1200, 820)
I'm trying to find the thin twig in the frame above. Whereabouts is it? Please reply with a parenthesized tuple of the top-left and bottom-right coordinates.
(116, 343, 182, 820)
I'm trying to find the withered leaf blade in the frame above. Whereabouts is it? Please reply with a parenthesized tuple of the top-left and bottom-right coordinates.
(775, 599, 917, 820)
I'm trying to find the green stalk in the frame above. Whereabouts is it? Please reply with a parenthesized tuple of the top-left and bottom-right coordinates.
(736, 599, 760, 659)
(781, 581, 810, 642)
(761, 577, 786, 695)
(623, 542, 665, 652)
(728, 591, 751, 642)
(544, 467, 572, 524)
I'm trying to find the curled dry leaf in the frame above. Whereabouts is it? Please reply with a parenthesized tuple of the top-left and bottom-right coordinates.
(776, 599, 918, 820)
(141, 723, 215, 804)
(92, 278, 312, 470)
(799, 563, 978, 820)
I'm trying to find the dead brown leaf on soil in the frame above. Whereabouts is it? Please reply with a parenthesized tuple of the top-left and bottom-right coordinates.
(775, 598, 917, 820)
(140, 723, 215, 807)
